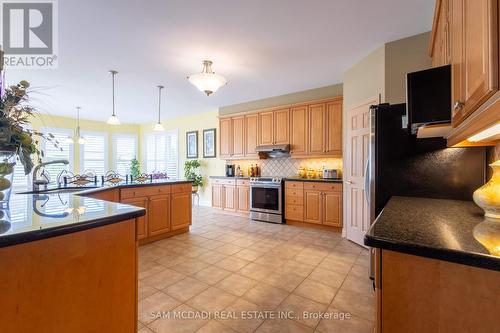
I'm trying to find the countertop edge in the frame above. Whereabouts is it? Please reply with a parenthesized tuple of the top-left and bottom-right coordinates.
(0, 208, 146, 248)
(364, 234, 500, 272)
(283, 178, 343, 183)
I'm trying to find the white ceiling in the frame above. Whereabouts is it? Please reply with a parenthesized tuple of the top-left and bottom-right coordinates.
(6, 0, 435, 124)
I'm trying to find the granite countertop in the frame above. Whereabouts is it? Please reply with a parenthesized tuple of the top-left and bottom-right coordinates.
(209, 176, 250, 179)
(364, 196, 500, 271)
(284, 177, 343, 183)
(0, 180, 192, 248)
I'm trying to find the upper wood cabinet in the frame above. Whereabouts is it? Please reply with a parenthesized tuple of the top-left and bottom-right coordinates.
(232, 116, 245, 158)
(245, 114, 259, 157)
(259, 111, 274, 145)
(273, 109, 290, 144)
(308, 100, 343, 156)
(220, 118, 232, 158)
(429, 0, 451, 67)
(290, 106, 308, 156)
(308, 103, 326, 155)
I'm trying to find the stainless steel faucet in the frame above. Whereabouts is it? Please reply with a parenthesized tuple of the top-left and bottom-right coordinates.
(32, 160, 69, 191)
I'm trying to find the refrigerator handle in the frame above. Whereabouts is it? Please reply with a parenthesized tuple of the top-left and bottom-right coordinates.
(364, 159, 370, 204)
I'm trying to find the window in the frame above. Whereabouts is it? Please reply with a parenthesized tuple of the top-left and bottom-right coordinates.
(40, 127, 74, 182)
(113, 134, 138, 175)
(144, 130, 178, 179)
(80, 131, 108, 176)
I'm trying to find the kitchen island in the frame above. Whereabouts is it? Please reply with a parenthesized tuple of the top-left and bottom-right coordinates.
(365, 196, 500, 333)
(0, 179, 192, 333)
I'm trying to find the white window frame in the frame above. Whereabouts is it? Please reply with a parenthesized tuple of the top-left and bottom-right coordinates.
(112, 133, 138, 175)
(40, 127, 75, 171)
(142, 129, 179, 179)
(79, 130, 109, 174)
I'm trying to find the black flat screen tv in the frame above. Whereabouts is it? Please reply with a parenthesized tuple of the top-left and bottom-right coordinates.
(407, 65, 451, 130)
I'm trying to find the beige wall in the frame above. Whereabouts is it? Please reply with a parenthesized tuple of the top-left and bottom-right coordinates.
(343, 45, 386, 110)
(219, 84, 343, 115)
(385, 32, 432, 104)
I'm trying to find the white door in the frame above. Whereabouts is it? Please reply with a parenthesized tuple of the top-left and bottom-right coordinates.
(345, 99, 375, 246)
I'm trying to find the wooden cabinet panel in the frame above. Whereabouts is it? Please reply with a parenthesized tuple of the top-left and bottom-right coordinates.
(450, 0, 465, 121)
(121, 185, 170, 199)
(224, 185, 237, 211)
(148, 194, 170, 236)
(323, 191, 343, 227)
(308, 103, 326, 154)
(274, 109, 290, 144)
(84, 189, 120, 202)
(285, 204, 304, 221)
(290, 106, 308, 156)
(212, 184, 223, 209)
(259, 111, 274, 145)
(285, 181, 304, 190)
(245, 114, 259, 157)
(326, 101, 342, 155)
(171, 192, 192, 230)
(236, 186, 250, 213)
(121, 197, 148, 240)
(304, 190, 322, 224)
(220, 118, 232, 158)
(232, 116, 245, 158)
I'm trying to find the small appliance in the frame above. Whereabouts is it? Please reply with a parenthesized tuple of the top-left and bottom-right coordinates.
(225, 164, 235, 177)
(249, 177, 284, 224)
(323, 169, 340, 179)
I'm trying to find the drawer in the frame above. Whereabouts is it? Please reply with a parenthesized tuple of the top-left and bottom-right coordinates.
(171, 183, 192, 193)
(285, 195, 304, 206)
(121, 185, 171, 199)
(211, 178, 236, 186)
(285, 205, 304, 221)
(236, 179, 250, 187)
(285, 181, 304, 190)
(303, 182, 343, 192)
(285, 188, 303, 198)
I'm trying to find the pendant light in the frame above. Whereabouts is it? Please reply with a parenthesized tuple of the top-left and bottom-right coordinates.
(187, 60, 227, 96)
(67, 106, 86, 144)
(106, 70, 121, 125)
(153, 85, 165, 132)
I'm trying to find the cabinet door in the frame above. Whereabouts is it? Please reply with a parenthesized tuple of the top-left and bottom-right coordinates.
(273, 109, 290, 144)
(219, 118, 232, 158)
(236, 186, 250, 213)
(212, 184, 223, 209)
(171, 192, 192, 230)
(325, 101, 342, 155)
(304, 190, 322, 224)
(232, 116, 245, 158)
(223, 185, 237, 211)
(148, 194, 170, 236)
(308, 103, 326, 155)
(450, 0, 465, 123)
(290, 106, 308, 157)
(323, 191, 343, 227)
(245, 114, 259, 157)
(259, 111, 274, 145)
(121, 197, 148, 240)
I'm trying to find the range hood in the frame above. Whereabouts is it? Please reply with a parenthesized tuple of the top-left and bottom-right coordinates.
(255, 144, 290, 158)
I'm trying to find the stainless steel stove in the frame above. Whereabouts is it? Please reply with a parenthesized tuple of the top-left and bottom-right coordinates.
(249, 177, 284, 224)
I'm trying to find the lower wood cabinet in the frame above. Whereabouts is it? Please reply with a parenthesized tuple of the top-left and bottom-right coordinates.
(236, 185, 250, 213)
(286, 181, 343, 228)
(148, 194, 171, 236)
(211, 178, 250, 215)
(171, 192, 192, 230)
(121, 197, 148, 240)
(224, 185, 237, 211)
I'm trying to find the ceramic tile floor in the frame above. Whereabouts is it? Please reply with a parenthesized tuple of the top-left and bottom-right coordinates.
(138, 206, 375, 333)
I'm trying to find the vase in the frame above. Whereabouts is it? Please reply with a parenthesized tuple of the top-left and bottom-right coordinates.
(473, 160, 500, 219)
(0, 150, 16, 209)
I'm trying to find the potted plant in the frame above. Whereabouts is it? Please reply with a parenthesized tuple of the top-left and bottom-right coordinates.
(184, 160, 203, 192)
(129, 157, 140, 179)
(0, 80, 60, 207)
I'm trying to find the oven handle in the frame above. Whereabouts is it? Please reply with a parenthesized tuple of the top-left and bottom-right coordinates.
(250, 184, 282, 189)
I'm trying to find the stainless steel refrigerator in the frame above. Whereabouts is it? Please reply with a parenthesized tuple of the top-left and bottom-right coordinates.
(367, 103, 487, 279)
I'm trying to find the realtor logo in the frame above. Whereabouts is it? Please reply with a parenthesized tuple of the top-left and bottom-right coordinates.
(1, 0, 58, 68)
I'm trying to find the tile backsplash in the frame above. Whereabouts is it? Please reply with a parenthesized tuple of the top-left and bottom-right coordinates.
(230, 157, 343, 178)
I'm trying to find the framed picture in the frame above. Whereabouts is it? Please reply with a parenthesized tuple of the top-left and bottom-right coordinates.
(203, 128, 216, 158)
(186, 131, 198, 159)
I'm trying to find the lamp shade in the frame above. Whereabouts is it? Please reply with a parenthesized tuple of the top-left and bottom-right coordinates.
(153, 123, 165, 132)
(107, 114, 121, 125)
(188, 60, 227, 96)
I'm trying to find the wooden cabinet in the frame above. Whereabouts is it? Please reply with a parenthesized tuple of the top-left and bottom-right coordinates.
(430, 0, 451, 67)
(224, 185, 236, 211)
(274, 109, 290, 144)
(122, 197, 148, 240)
(232, 116, 245, 158)
(211, 178, 250, 215)
(286, 181, 343, 228)
(245, 114, 259, 157)
(212, 184, 223, 209)
(308, 100, 343, 156)
(259, 111, 274, 145)
(171, 192, 192, 230)
(236, 185, 250, 213)
(220, 118, 232, 158)
(148, 194, 170, 236)
(308, 103, 326, 155)
(290, 106, 308, 156)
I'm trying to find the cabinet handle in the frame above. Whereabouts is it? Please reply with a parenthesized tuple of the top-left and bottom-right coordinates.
(453, 101, 464, 114)
(345, 180, 353, 185)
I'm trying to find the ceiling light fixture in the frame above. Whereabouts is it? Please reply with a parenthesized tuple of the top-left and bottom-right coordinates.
(188, 60, 227, 96)
(468, 123, 500, 142)
(154, 85, 165, 132)
(107, 70, 121, 125)
(67, 106, 86, 144)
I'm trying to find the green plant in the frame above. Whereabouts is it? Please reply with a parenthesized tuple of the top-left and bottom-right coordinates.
(184, 160, 203, 187)
(129, 157, 140, 178)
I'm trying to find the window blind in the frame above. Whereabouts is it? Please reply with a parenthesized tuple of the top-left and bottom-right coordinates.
(40, 127, 74, 182)
(81, 132, 108, 176)
(113, 134, 137, 175)
(144, 130, 178, 179)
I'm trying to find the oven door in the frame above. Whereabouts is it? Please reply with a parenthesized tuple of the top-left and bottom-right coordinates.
(250, 184, 282, 214)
